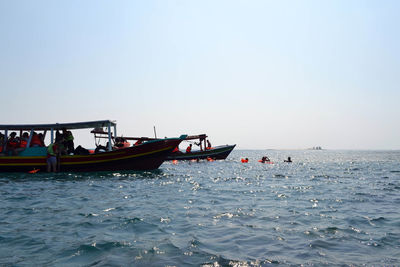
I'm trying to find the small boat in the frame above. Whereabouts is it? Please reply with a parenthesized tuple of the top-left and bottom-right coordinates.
(0, 120, 186, 172)
(166, 134, 235, 161)
(89, 132, 235, 161)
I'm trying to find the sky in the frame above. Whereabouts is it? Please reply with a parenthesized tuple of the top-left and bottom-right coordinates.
(0, 0, 399, 150)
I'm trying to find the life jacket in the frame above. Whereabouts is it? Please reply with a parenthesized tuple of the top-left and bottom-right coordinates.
(7, 139, 19, 149)
(20, 140, 28, 148)
(114, 141, 130, 149)
(31, 135, 42, 147)
(186, 146, 191, 153)
(172, 147, 179, 153)
(47, 143, 58, 156)
(134, 140, 143, 146)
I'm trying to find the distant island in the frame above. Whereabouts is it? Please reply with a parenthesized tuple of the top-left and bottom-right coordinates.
(309, 146, 323, 150)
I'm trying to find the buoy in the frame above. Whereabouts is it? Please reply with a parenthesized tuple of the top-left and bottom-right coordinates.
(172, 160, 178, 165)
(207, 157, 214, 162)
(29, 168, 39, 174)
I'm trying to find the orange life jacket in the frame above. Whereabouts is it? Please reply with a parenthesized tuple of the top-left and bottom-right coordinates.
(7, 139, 19, 149)
(20, 140, 28, 148)
(31, 135, 42, 147)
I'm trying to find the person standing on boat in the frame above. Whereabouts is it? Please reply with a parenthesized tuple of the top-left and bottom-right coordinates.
(186, 144, 192, 153)
(47, 142, 59, 172)
(63, 129, 74, 154)
(206, 140, 212, 150)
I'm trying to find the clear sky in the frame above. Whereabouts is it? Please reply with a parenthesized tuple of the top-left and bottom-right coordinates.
(1, 0, 399, 149)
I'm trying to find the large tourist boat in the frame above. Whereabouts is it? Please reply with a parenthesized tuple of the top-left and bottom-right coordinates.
(0, 120, 186, 172)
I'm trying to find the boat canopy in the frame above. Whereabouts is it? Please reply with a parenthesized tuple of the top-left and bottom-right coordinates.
(0, 120, 116, 131)
(0, 120, 117, 151)
(185, 134, 207, 140)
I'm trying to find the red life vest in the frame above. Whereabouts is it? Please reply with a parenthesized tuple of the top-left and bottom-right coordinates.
(20, 140, 28, 148)
(186, 146, 191, 153)
(7, 139, 19, 149)
(172, 147, 179, 153)
(134, 140, 143, 146)
(31, 135, 42, 147)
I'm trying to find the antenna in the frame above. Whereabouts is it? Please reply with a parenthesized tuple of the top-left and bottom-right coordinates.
(153, 126, 157, 139)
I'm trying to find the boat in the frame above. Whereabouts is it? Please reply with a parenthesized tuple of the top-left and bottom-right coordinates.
(0, 120, 186, 172)
(166, 134, 236, 160)
(89, 133, 235, 161)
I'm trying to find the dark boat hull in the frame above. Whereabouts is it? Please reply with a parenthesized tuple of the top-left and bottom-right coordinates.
(0, 138, 183, 172)
(167, 145, 236, 160)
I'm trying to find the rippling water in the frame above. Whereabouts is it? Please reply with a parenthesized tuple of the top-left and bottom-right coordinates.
(0, 150, 399, 266)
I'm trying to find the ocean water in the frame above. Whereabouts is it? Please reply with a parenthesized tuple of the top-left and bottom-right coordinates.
(0, 150, 399, 266)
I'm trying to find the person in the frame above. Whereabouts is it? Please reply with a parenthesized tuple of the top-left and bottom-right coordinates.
(113, 137, 130, 149)
(55, 130, 63, 143)
(47, 142, 59, 172)
(20, 132, 29, 148)
(172, 146, 179, 153)
(30, 132, 43, 147)
(38, 133, 45, 146)
(261, 156, 270, 163)
(241, 158, 249, 163)
(206, 140, 212, 150)
(284, 156, 292, 163)
(186, 144, 192, 153)
(0, 132, 4, 153)
(6, 132, 19, 155)
(63, 129, 74, 154)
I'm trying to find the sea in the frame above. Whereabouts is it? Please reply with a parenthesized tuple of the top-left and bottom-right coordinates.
(0, 150, 399, 266)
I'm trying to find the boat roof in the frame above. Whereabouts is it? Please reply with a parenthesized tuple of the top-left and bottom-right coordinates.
(185, 134, 207, 140)
(0, 120, 117, 131)
(90, 130, 207, 141)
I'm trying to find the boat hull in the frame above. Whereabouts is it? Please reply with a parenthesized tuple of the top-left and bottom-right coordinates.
(0, 138, 183, 172)
(167, 145, 236, 160)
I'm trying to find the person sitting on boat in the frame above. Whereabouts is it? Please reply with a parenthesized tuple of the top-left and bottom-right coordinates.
(30, 132, 43, 147)
(284, 157, 292, 163)
(113, 137, 130, 149)
(186, 144, 192, 153)
(206, 140, 212, 150)
(13, 132, 30, 154)
(261, 156, 270, 163)
(38, 133, 45, 146)
(47, 141, 60, 172)
(20, 132, 29, 148)
(6, 132, 20, 155)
